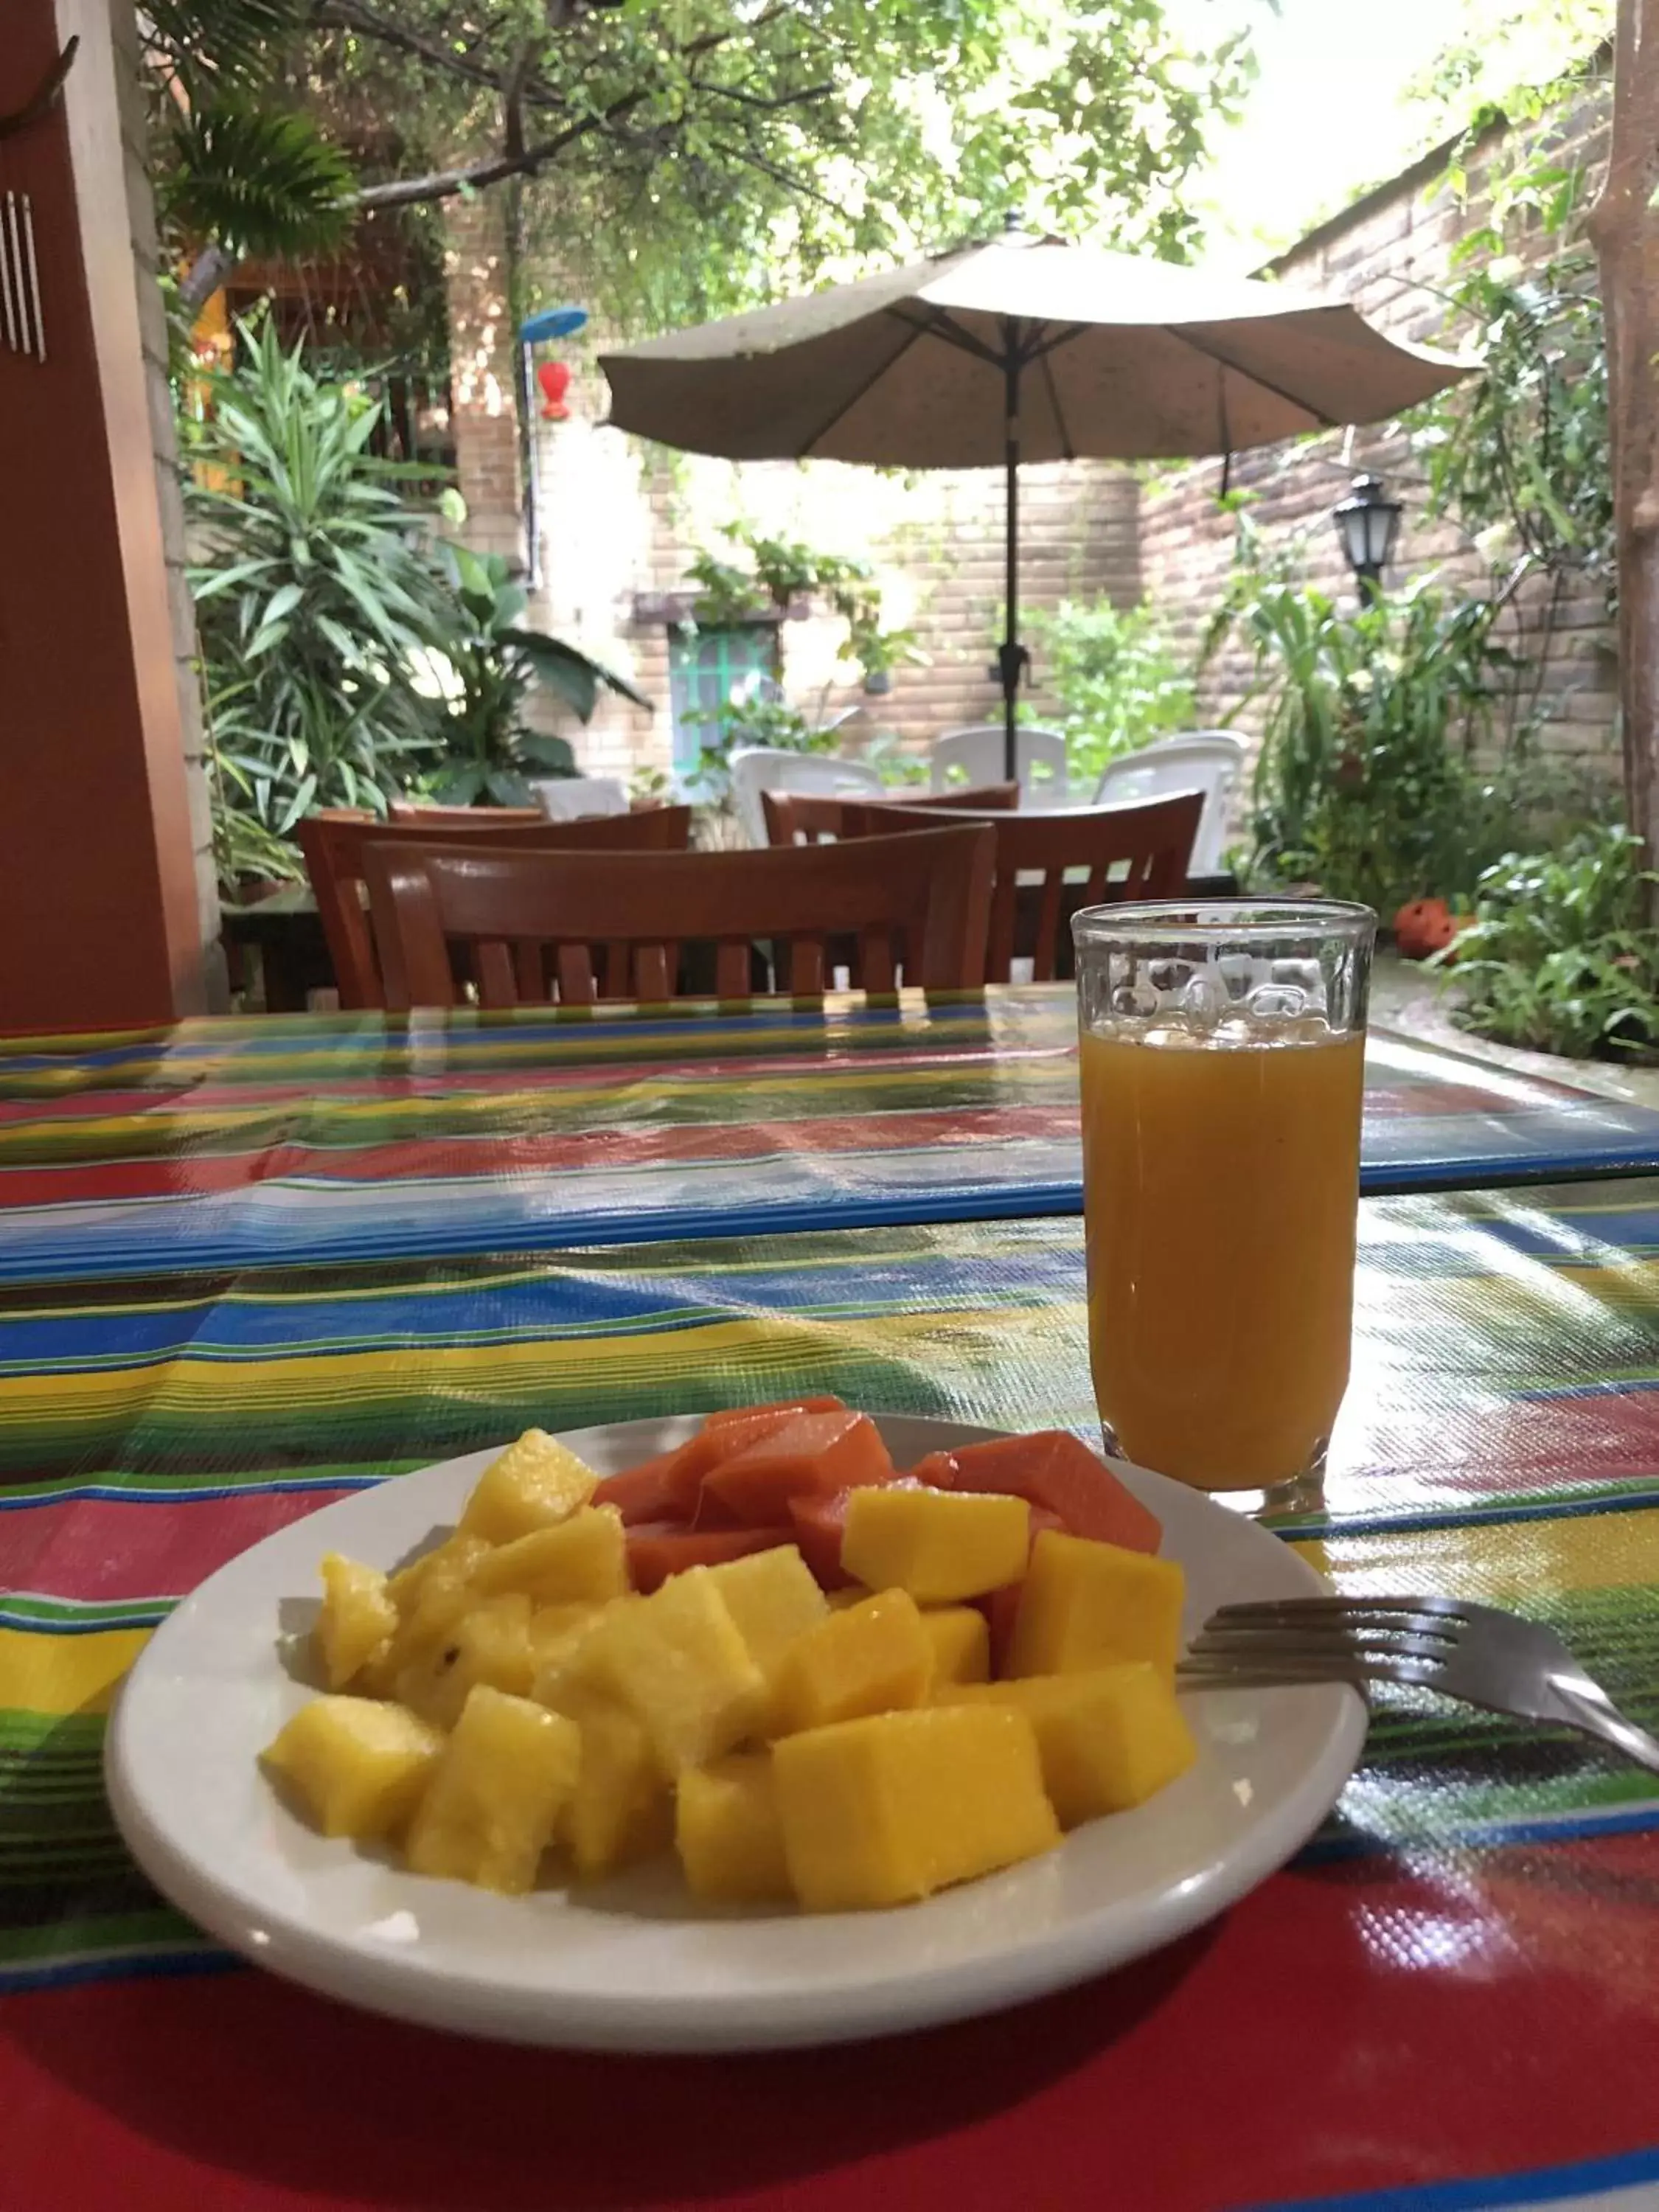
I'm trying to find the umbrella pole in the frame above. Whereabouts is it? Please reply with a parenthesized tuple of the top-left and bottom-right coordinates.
(999, 347, 1024, 785)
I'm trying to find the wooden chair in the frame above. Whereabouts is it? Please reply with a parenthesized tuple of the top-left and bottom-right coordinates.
(761, 783, 1020, 846)
(361, 826, 996, 1009)
(846, 792, 1203, 983)
(387, 802, 546, 827)
(298, 807, 695, 1008)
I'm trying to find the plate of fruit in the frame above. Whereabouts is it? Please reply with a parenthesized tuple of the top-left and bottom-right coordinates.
(105, 1405, 1364, 2051)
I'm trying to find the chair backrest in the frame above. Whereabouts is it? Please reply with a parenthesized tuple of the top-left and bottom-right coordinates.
(1091, 733, 1247, 874)
(361, 826, 995, 1009)
(728, 747, 886, 846)
(931, 725, 1068, 807)
(761, 782, 1019, 846)
(388, 802, 545, 827)
(298, 807, 695, 1009)
(849, 792, 1203, 983)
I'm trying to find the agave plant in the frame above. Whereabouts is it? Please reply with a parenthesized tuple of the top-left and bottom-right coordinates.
(426, 543, 650, 807)
(186, 319, 453, 833)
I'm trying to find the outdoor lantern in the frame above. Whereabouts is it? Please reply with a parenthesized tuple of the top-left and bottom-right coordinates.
(1331, 473, 1403, 595)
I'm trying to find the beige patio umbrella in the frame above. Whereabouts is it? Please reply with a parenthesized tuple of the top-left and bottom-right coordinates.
(601, 229, 1478, 780)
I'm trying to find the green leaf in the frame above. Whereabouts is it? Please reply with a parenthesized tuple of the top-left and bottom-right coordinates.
(517, 732, 578, 774)
(485, 769, 536, 807)
(503, 628, 651, 717)
(164, 102, 354, 261)
(432, 765, 487, 805)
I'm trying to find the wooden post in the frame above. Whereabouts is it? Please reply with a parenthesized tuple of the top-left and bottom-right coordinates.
(0, 0, 209, 1029)
(1587, 0, 1659, 880)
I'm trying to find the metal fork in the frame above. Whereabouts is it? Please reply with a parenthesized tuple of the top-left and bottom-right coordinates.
(1178, 1593, 1659, 1775)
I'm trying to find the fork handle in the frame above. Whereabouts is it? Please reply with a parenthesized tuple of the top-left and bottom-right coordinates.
(1550, 1680, 1659, 1775)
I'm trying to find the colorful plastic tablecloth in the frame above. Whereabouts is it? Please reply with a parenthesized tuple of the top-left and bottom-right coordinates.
(4, 991, 1659, 1277)
(3, 1150, 1659, 2207)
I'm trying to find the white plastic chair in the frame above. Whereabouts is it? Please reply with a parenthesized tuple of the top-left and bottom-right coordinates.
(1091, 733, 1247, 875)
(727, 747, 886, 847)
(532, 774, 629, 821)
(931, 725, 1069, 808)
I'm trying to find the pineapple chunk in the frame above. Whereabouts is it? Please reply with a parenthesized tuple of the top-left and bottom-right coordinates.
(584, 1569, 765, 1773)
(841, 1486, 1029, 1603)
(314, 1554, 397, 1690)
(1008, 1532, 1185, 1681)
(393, 1593, 538, 1731)
(706, 1545, 828, 1728)
(529, 1601, 602, 1662)
(365, 1533, 494, 1695)
(676, 1754, 792, 1905)
(942, 1666, 1197, 1823)
(773, 1706, 1060, 1911)
(706, 1545, 828, 1672)
(458, 1430, 597, 1544)
(406, 1684, 580, 1893)
(770, 1589, 931, 1737)
(559, 1685, 672, 1879)
(262, 1697, 442, 1840)
(531, 1599, 636, 1712)
(386, 1531, 493, 1616)
(466, 1508, 627, 1607)
(920, 1605, 990, 1690)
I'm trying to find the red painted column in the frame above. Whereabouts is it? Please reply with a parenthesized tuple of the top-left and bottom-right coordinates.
(0, 0, 207, 1030)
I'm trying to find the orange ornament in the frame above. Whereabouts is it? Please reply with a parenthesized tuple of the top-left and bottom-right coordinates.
(1392, 897, 1461, 959)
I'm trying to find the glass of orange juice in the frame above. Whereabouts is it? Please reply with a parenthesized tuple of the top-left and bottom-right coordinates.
(1073, 900, 1376, 1497)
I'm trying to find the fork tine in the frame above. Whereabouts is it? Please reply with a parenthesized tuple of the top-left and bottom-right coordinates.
(1198, 1611, 1460, 1640)
(1192, 1625, 1458, 1662)
(1207, 1595, 1472, 1624)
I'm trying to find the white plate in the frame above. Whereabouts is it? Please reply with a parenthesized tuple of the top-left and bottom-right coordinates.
(106, 1414, 1364, 2052)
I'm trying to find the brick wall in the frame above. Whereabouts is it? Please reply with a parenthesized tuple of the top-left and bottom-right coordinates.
(114, 0, 225, 1001)
(1139, 89, 1618, 782)
(443, 246, 1141, 781)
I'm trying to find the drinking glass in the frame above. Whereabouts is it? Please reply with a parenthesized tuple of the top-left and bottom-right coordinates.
(1073, 900, 1376, 1495)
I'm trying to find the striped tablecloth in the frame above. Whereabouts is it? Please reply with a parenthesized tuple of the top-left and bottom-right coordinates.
(4, 1178, 1659, 2208)
(4, 992, 1659, 1278)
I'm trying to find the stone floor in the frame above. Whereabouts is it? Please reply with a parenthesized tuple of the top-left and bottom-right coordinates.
(1371, 950, 1659, 1110)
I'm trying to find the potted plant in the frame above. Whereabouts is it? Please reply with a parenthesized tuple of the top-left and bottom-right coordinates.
(427, 543, 650, 804)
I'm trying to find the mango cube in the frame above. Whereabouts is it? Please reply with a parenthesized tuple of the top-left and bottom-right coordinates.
(773, 1706, 1060, 1910)
(584, 1568, 765, 1772)
(841, 1485, 1030, 1603)
(560, 1686, 672, 1878)
(466, 1507, 628, 1606)
(406, 1684, 580, 1893)
(942, 1665, 1197, 1823)
(458, 1430, 597, 1544)
(706, 1545, 829, 1674)
(262, 1696, 442, 1840)
(392, 1592, 538, 1731)
(921, 1605, 990, 1689)
(315, 1554, 397, 1690)
(771, 1589, 932, 1737)
(676, 1753, 793, 1905)
(1008, 1531, 1185, 1681)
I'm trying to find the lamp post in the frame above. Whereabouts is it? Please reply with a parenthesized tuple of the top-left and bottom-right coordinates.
(1331, 473, 1403, 601)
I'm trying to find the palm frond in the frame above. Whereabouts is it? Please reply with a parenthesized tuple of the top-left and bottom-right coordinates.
(164, 101, 355, 260)
(144, 0, 307, 86)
